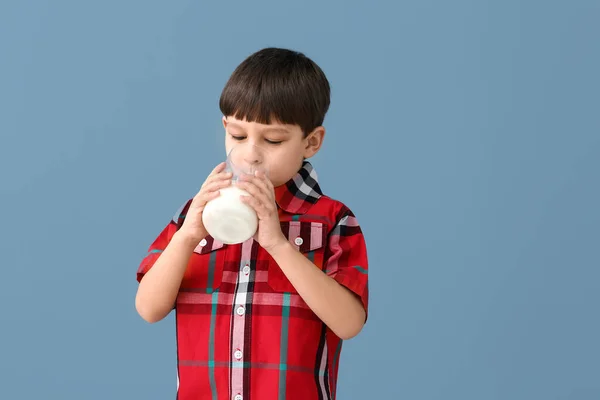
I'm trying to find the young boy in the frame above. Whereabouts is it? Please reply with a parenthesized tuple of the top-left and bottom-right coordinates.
(135, 47, 369, 400)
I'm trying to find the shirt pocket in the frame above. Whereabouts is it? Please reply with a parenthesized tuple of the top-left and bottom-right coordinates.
(266, 221, 328, 293)
(180, 236, 227, 293)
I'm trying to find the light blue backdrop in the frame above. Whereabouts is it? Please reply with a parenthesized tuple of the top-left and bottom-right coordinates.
(1, 1, 598, 399)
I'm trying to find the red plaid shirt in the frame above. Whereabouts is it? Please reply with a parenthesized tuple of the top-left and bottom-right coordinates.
(137, 162, 369, 400)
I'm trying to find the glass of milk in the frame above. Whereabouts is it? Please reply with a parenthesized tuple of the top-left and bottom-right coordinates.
(202, 144, 269, 244)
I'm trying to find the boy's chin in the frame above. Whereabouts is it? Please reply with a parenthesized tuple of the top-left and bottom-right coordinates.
(270, 177, 291, 188)
(270, 179, 284, 188)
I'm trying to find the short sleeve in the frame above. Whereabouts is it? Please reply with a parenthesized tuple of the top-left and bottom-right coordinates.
(136, 199, 192, 283)
(324, 205, 369, 319)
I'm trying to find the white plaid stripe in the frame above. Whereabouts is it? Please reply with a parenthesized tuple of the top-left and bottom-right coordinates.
(288, 221, 301, 249)
(223, 270, 267, 284)
(177, 291, 234, 305)
(231, 239, 254, 397)
(340, 215, 359, 228)
(176, 291, 310, 310)
(194, 238, 224, 254)
(310, 223, 324, 249)
(294, 162, 322, 201)
(318, 340, 329, 397)
(171, 200, 189, 224)
(325, 215, 358, 275)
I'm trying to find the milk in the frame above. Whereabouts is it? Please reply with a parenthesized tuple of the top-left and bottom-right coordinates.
(202, 143, 267, 244)
(202, 185, 258, 244)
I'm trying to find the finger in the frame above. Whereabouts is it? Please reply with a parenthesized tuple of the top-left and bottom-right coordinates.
(236, 180, 272, 209)
(255, 169, 272, 187)
(193, 190, 221, 209)
(259, 172, 275, 193)
(193, 179, 230, 205)
(204, 170, 233, 185)
(203, 179, 231, 196)
(240, 195, 268, 218)
(238, 186, 277, 220)
(251, 171, 272, 193)
(209, 162, 227, 176)
(202, 190, 221, 203)
(239, 173, 274, 200)
(188, 192, 220, 217)
(201, 173, 232, 191)
(201, 162, 229, 188)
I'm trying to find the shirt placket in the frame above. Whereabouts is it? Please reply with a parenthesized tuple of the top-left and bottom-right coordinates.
(230, 239, 254, 400)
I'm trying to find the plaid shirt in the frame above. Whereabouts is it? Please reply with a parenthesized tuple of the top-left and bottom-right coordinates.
(137, 161, 369, 400)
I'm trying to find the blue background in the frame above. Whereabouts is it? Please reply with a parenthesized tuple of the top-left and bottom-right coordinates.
(1, 1, 599, 399)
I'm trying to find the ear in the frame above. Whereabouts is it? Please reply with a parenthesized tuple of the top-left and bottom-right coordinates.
(303, 126, 325, 158)
(222, 116, 228, 129)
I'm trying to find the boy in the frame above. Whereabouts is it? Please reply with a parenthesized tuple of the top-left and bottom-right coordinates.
(135, 47, 369, 400)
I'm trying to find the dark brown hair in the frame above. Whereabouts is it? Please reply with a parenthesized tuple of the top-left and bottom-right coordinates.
(219, 47, 331, 136)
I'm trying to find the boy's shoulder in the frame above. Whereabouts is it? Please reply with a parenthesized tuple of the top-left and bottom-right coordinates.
(300, 191, 364, 236)
(314, 192, 356, 216)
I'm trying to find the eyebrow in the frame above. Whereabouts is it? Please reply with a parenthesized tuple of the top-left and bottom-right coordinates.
(262, 127, 291, 135)
(227, 122, 290, 135)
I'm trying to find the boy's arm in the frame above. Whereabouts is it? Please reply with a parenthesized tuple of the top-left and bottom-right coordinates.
(135, 231, 198, 323)
(269, 240, 367, 340)
(136, 163, 232, 323)
(237, 173, 369, 340)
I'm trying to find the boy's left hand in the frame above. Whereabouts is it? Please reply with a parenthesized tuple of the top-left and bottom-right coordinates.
(236, 171, 288, 253)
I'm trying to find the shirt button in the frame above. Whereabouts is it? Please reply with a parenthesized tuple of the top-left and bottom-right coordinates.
(242, 265, 250, 275)
(294, 236, 304, 246)
(234, 395, 243, 400)
(199, 238, 207, 247)
(234, 349, 243, 360)
(236, 306, 245, 316)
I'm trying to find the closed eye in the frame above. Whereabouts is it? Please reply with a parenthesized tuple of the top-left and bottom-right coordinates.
(230, 134, 281, 145)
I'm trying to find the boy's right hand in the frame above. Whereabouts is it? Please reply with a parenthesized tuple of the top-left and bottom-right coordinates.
(178, 162, 232, 244)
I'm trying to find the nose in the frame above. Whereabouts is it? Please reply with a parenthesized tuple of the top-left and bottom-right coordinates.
(243, 146, 263, 165)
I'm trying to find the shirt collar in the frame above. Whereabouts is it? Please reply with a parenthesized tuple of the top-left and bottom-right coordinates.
(274, 161, 323, 214)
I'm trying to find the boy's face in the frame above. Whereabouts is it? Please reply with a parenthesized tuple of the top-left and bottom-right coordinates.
(222, 116, 324, 187)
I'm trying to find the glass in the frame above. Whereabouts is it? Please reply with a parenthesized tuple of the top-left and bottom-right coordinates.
(202, 144, 268, 244)
(225, 143, 269, 182)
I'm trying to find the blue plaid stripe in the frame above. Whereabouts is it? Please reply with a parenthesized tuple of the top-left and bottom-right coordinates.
(178, 360, 326, 375)
(208, 291, 219, 400)
(279, 293, 291, 400)
(206, 250, 218, 293)
(352, 265, 368, 274)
